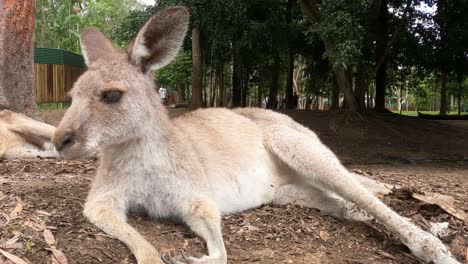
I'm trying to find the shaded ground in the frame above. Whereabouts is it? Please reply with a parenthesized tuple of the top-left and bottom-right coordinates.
(1, 109, 467, 264)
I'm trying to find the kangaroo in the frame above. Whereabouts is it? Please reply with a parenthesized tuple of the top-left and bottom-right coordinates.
(0, 110, 58, 158)
(52, 6, 459, 264)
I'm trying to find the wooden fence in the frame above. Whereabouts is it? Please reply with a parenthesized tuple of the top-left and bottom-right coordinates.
(35, 64, 85, 103)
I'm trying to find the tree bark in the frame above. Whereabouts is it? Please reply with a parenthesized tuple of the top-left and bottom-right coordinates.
(267, 55, 280, 109)
(334, 64, 357, 111)
(242, 66, 249, 107)
(0, 0, 40, 119)
(331, 73, 340, 110)
(457, 93, 462, 116)
(354, 65, 367, 110)
(232, 45, 242, 107)
(179, 83, 186, 103)
(374, 0, 389, 112)
(457, 78, 462, 116)
(210, 65, 218, 107)
(218, 63, 225, 107)
(191, 27, 204, 109)
(285, 52, 295, 109)
(439, 71, 447, 115)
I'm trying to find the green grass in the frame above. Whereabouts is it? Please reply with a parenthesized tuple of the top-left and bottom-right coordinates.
(393, 110, 468, 116)
(39, 102, 70, 111)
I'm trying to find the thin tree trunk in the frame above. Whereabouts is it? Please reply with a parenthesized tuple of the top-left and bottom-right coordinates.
(203, 66, 208, 107)
(179, 83, 186, 103)
(218, 63, 225, 107)
(267, 55, 280, 109)
(366, 85, 371, 108)
(0, 0, 40, 119)
(355, 65, 367, 110)
(331, 73, 340, 110)
(257, 84, 262, 107)
(210, 66, 217, 107)
(191, 27, 203, 108)
(285, 52, 295, 109)
(232, 45, 242, 107)
(439, 71, 447, 115)
(242, 67, 249, 107)
(458, 78, 462, 115)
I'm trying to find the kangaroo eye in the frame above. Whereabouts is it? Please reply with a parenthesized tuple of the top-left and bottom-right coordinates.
(101, 90, 123, 103)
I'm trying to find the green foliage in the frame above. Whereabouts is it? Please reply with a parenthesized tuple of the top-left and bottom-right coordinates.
(156, 51, 192, 89)
(35, 0, 142, 53)
(305, 0, 372, 67)
(36, 0, 467, 110)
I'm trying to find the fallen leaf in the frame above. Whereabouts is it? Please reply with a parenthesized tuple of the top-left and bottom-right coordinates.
(9, 199, 23, 219)
(51, 254, 60, 264)
(23, 219, 46, 231)
(412, 192, 467, 222)
(4, 234, 20, 246)
(245, 224, 260, 232)
(25, 240, 32, 252)
(51, 248, 68, 264)
(319, 230, 330, 242)
(0, 177, 17, 185)
(43, 229, 56, 247)
(35, 210, 51, 216)
(0, 249, 29, 264)
(3, 242, 23, 250)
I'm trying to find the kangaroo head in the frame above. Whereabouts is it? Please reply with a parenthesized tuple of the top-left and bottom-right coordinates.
(52, 6, 189, 159)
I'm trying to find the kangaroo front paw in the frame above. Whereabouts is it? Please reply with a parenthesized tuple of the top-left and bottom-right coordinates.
(162, 252, 226, 264)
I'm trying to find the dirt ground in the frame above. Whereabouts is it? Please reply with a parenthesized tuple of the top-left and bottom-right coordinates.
(1, 108, 467, 264)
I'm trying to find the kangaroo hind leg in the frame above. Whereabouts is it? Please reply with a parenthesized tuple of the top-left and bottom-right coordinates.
(263, 124, 459, 264)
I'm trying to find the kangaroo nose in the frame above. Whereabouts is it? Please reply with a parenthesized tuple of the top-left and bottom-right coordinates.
(55, 131, 76, 151)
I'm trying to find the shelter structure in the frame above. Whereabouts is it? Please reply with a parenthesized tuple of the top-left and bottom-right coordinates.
(34, 48, 86, 103)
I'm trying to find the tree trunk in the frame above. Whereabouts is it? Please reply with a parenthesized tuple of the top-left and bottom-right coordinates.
(267, 55, 280, 109)
(179, 83, 186, 103)
(242, 66, 250, 107)
(285, 52, 295, 109)
(366, 85, 371, 108)
(334, 65, 358, 111)
(374, 0, 389, 112)
(232, 45, 242, 107)
(354, 65, 367, 110)
(218, 63, 225, 107)
(439, 71, 447, 115)
(331, 73, 340, 110)
(257, 84, 262, 107)
(0, 0, 40, 119)
(457, 78, 462, 116)
(191, 27, 203, 108)
(210, 66, 217, 107)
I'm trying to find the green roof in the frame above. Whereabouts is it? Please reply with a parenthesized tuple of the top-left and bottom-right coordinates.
(34, 48, 86, 68)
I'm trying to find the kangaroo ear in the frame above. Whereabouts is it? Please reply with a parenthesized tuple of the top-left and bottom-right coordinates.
(80, 28, 118, 66)
(127, 6, 190, 73)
